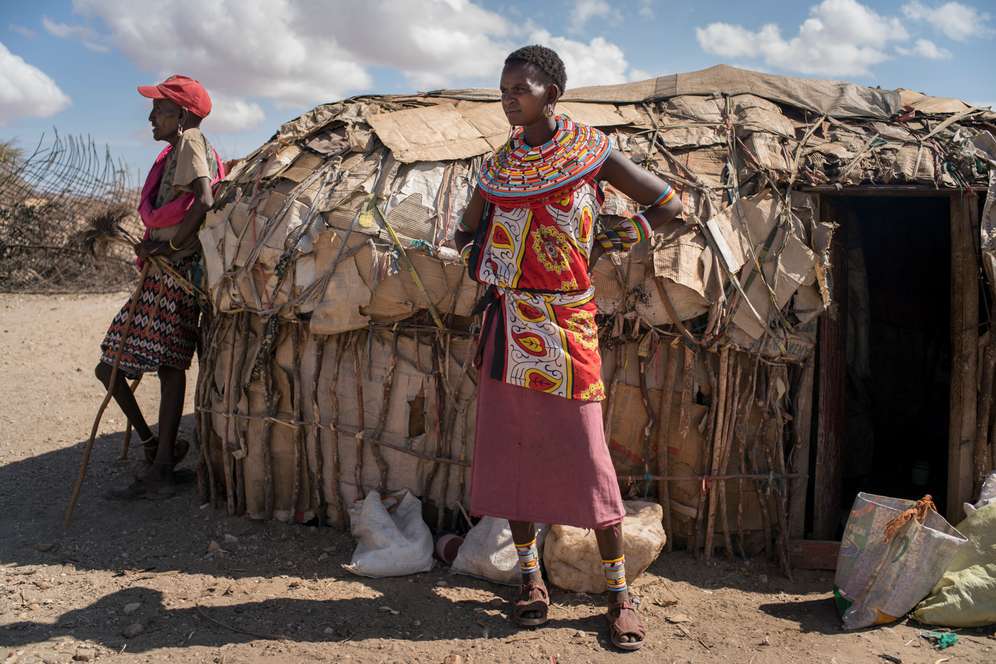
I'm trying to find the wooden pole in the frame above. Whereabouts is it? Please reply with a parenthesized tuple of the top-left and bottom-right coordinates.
(814, 202, 846, 539)
(704, 346, 730, 560)
(655, 339, 682, 551)
(116, 376, 144, 461)
(65, 263, 150, 527)
(788, 358, 816, 537)
(974, 342, 995, 496)
(949, 193, 979, 520)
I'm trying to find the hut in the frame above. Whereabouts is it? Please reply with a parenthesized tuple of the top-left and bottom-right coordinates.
(194, 65, 995, 567)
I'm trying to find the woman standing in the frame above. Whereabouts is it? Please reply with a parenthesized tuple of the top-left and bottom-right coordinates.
(455, 45, 682, 651)
(98, 75, 224, 499)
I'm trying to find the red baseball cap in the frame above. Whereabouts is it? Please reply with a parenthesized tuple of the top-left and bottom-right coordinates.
(138, 74, 212, 118)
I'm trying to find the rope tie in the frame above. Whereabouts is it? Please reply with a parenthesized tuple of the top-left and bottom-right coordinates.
(883, 495, 936, 542)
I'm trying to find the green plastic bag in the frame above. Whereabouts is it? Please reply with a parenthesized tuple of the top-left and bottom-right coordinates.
(912, 502, 996, 628)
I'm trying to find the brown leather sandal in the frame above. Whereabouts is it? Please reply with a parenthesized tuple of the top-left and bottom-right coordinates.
(512, 581, 550, 627)
(607, 600, 646, 651)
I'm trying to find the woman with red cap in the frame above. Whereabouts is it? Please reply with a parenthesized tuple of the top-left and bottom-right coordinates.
(98, 74, 224, 499)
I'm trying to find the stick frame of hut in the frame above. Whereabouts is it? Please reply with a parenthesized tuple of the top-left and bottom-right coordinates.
(191, 65, 995, 562)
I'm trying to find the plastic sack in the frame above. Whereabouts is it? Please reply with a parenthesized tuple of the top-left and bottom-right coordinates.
(833, 493, 968, 630)
(963, 471, 996, 515)
(343, 490, 434, 578)
(912, 502, 996, 627)
(451, 517, 545, 586)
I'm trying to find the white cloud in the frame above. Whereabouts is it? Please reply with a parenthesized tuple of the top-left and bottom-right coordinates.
(896, 38, 952, 59)
(697, 0, 914, 76)
(695, 22, 764, 58)
(0, 41, 71, 124)
(638, 0, 655, 19)
(9, 24, 37, 39)
(202, 94, 266, 133)
(42, 16, 109, 53)
(569, 1, 620, 33)
(528, 29, 631, 87)
(902, 1, 994, 41)
(70, 0, 642, 108)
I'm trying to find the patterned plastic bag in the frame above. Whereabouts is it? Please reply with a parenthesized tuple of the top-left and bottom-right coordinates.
(833, 493, 968, 630)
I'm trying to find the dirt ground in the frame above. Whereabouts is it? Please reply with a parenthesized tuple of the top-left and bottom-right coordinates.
(1, 292, 993, 664)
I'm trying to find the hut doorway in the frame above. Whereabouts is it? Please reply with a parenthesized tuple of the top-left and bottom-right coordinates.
(812, 195, 952, 538)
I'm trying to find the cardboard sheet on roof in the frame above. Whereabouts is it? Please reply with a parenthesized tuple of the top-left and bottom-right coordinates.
(368, 101, 631, 163)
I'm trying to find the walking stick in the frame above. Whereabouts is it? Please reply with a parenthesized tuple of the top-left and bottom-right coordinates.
(64, 263, 150, 527)
(117, 376, 144, 461)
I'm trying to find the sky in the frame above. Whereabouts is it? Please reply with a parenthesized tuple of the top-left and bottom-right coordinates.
(1, 0, 994, 176)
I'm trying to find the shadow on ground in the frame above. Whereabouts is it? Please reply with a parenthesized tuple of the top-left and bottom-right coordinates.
(1, 583, 620, 653)
(1, 414, 846, 654)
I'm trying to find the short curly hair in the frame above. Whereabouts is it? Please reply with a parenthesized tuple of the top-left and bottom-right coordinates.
(505, 45, 567, 94)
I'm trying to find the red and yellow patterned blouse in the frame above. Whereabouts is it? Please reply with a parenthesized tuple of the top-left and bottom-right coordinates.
(471, 117, 611, 402)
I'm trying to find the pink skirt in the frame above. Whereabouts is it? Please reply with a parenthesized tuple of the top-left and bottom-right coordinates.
(469, 317, 625, 529)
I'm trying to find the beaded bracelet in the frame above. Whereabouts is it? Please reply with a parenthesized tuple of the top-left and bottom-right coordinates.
(594, 184, 674, 253)
(596, 213, 649, 252)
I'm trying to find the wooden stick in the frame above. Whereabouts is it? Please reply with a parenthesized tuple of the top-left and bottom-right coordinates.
(638, 340, 658, 499)
(450, 334, 479, 527)
(704, 347, 730, 561)
(745, 360, 772, 557)
(974, 342, 995, 495)
(65, 263, 150, 527)
(231, 313, 251, 516)
(222, 315, 238, 516)
(677, 346, 696, 440)
(117, 376, 144, 461)
(733, 360, 751, 559)
(718, 358, 742, 560)
(261, 332, 278, 520)
(436, 334, 464, 530)
(694, 353, 718, 557)
(603, 343, 625, 440)
(654, 277, 702, 347)
(352, 333, 367, 498)
(370, 330, 399, 494)
(194, 316, 225, 507)
(788, 358, 816, 538)
(289, 326, 305, 518)
(311, 334, 327, 527)
(655, 339, 682, 551)
(616, 472, 806, 482)
(197, 315, 227, 509)
(328, 336, 348, 528)
(766, 365, 795, 580)
(420, 344, 446, 505)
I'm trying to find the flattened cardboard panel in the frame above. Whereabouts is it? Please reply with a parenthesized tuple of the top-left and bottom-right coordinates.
(368, 105, 492, 163)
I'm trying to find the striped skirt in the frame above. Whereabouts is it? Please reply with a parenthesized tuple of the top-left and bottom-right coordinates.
(99, 256, 201, 378)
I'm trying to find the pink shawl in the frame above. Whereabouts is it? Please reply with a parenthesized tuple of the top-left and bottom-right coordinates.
(139, 143, 226, 230)
(135, 143, 225, 268)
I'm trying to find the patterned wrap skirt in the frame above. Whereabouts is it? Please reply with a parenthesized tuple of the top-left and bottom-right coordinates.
(99, 255, 201, 379)
(469, 314, 625, 529)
